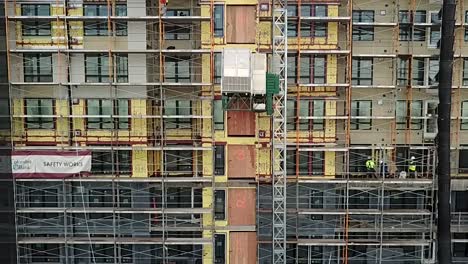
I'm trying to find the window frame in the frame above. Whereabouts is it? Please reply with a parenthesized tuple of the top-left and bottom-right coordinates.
(91, 150, 132, 175)
(165, 57, 191, 83)
(21, 4, 51, 36)
(287, 99, 326, 131)
(287, 150, 325, 176)
(23, 53, 53, 83)
(214, 5, 224, 37)
(352, 58, 373, 85)
(352, 10, 375, 41)
(396, 100, 423, 130)
(24, 98, 55, 129)
(214, 145, 225, 176)
(86, 99, 130, 130)
(351, 100, 372, 130)
(165, 10, 191, 40)
(164, 100, 192, 129)
(463, 59, 468, 86)
(85, 54, 110, 83)
(165, 149, 193, 173)
(83, 4, 127, 36)
(214, 189, 226, 220)
(461, 101, 468, 130)
(213, 100, 224, 130)
(214, 233, 226, 264)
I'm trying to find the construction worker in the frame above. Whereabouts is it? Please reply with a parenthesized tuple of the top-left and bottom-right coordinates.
(408, 156, 417, 178)
(379, 160, 389, 178)
(365, 156, 376, 178)
(160, 0, 168, 15)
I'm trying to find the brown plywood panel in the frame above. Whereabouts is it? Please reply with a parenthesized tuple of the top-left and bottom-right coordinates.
(228, 188, 256, 225)
(226, 6, 256, 43)
(227, 111, 255, 136)
(228, 145, 256, 179)
(230, 232, 257, 264)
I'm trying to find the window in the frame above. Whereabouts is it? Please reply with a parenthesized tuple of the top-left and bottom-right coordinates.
(352, 58, 373, 85)
(397, 57, 409, 86)
(396, 100, 423, 130)
(0, 99, 9, 130)
(23, 54, 53, 82)
(29, 189, 58, 207)
(414, 10, 427, 23)
(459, 148, 468, 173)
(413, 26, 426, 41)
(287, 5, 298, 37)
(25, 99, 54, 129)
(351, 100, 372, 130)
(352, 10, 374, 41)
(164, 100, 191, 129)
(91, 150, 132, 175)
(116, 55, 128, 82)
(214, 5, 224, 37)
(454, 191, 468, 211)
(287, 99, 325, 131)
(461, 101, 468, 130)
(88, 188, 113, 207)
(399, 10, 411, 41)
(300, 22, 327, 37)
(213, 100, 224, 130)
(465, 11, 468, 41)
(300, 5, 327, 17)
(214, 190, 226, 220)
(214, 53, 222, 84)
(165, 149, 192, 172)
(85, 54, 110, 83)
(120, 244, 133, 263)
(86, 99, 129, 129)
(454, 243, 468, 258)
(464, 59, 468, 86)
(165, 10, 191, 40)
(214, 145, 225, 176)
(165, 57, 190, 83)
(287, 55, 326, 84)
(84, 4, 127, 36)
(214, 234, 226, 264)
(119, 189, 132, 208)
(412, 58, 425, 86)
(428, 59, 439, 86)
(30, 244, 59, 263)
(287, 150, 325, 176)
(21, 4, 51, 36)
(86, 54, 127, 83)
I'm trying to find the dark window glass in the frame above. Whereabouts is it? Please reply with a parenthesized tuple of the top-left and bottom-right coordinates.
(214, 234, 226, 264)
(86, 99, 129, 129)
(214, 190, 226, 220)
(164, 100, 192, 129)
(352, 10, 374, 41)
(85, 54, 110, 83)
(165, 57, 191, 83)
(351, 100, 372, 130)
(25, 99, 54, 129)
(214, 145, 225, 176)
(165, 149, 193, 172)
(352, 58, 373, 85)
(396, 100, 423, 130)
(91, 150, 132, 175)
(84, 4, 127, 36)
(213, 100, 224, 130)
(214, 5, 224, 37)
(21, 4, 51, 36)
(24, 54, 53, 82)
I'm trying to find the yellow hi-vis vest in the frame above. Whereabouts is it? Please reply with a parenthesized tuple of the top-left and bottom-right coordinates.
(366, 159, 375, 169)
(409, 161, 416, 172)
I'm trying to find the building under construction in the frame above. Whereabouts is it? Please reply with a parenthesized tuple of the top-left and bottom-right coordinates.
(2, 0, 468, 263)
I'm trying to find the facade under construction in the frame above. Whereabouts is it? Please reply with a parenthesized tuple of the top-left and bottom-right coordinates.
(3, 0, 468, 263)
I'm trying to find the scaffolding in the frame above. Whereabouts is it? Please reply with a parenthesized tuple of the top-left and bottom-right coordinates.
(5, 0, 468, 263)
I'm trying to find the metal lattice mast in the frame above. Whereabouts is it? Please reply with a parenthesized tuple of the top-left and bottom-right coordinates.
(271, 0, 287, 263)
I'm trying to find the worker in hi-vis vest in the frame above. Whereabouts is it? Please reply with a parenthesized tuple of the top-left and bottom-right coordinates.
(365, 156, 376, 178)
(408, 156, 417, 178)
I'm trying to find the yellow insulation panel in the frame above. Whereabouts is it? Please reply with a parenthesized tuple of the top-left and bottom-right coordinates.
(202, 187, 214, 263)
(132, 148, 148, 177)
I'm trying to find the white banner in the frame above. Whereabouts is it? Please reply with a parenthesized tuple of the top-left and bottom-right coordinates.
(12, 151, 91, 178)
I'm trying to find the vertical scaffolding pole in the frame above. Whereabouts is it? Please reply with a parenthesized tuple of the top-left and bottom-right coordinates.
(271, 0, 287, 263)
(437, 0, 456, 263)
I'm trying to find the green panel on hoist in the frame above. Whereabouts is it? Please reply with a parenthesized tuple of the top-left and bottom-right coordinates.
(266, 95, 273, 115)
(266, 73, 280, 94)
